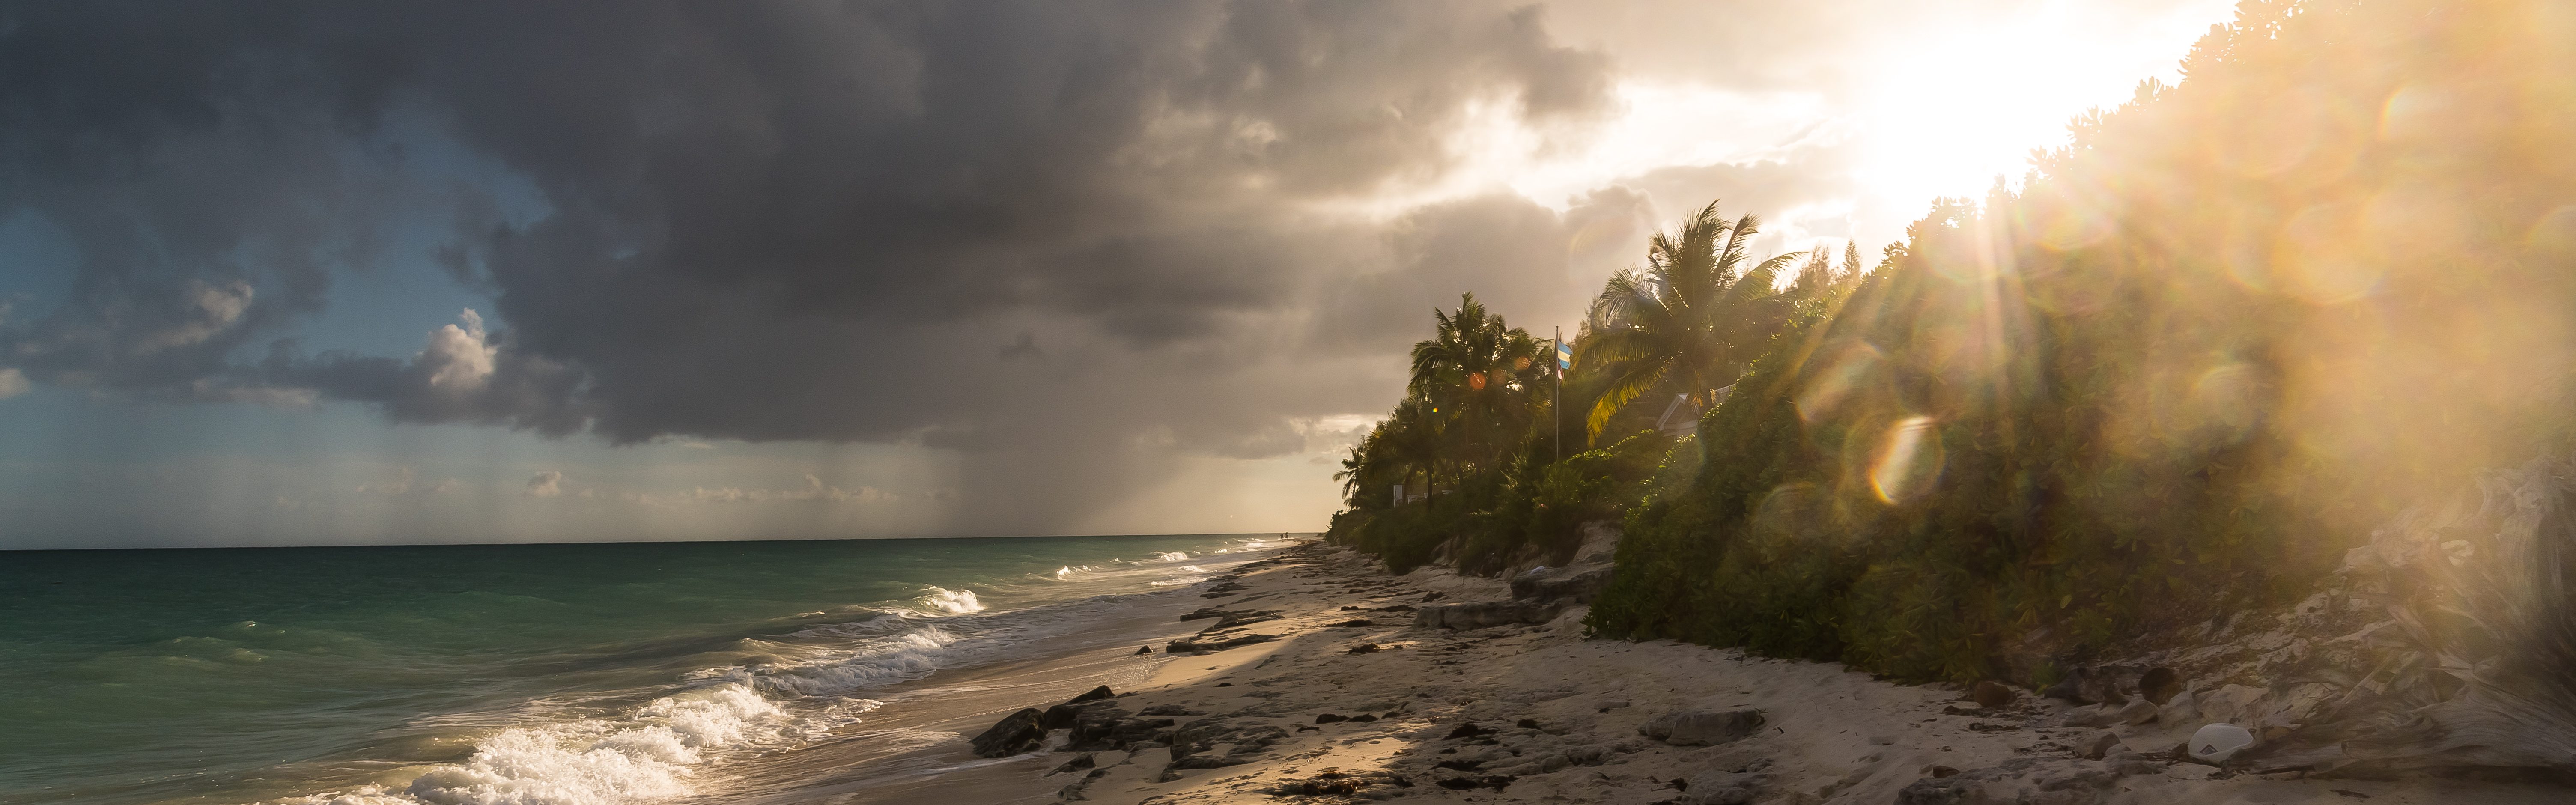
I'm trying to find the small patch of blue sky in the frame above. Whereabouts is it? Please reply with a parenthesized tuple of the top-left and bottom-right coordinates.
(280, 109, 554, 359)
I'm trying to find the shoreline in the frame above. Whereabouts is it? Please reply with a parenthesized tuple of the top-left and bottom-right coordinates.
(793, 540, 2573, 805)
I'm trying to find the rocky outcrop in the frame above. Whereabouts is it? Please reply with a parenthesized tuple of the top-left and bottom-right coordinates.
(1637, 707, 1766, 746)
(1415, 600, 1562, 630)
(1508, 565, 1615, 604)
(968, 707, 1047, 757)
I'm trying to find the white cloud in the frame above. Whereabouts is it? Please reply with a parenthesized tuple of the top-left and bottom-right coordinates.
(0, 369, 26, 400)
(525, 470, 564, 497)
(422, 309, 498, 392)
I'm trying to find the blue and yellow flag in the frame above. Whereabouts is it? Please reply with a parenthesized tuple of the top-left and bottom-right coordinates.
(1555, 340, 1572, 373)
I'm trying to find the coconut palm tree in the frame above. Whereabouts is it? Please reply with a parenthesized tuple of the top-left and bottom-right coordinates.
(1572, 200, 1800, 442)
(1408, 293, 1547, 471)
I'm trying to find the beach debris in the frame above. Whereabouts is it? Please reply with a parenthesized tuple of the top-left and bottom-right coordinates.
(2186, 723, 2255, 765)
(2076, 730, 2124, 760)
(1969, 680, 2018, 708)
(1639, 707, 1766, 746)
(967, 707, 1049, 757)
(1133, 645, 1151, 655)
(1348, 642, 1380, 654)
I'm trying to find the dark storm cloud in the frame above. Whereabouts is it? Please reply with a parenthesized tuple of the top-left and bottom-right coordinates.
(0, 0, 1865, 531)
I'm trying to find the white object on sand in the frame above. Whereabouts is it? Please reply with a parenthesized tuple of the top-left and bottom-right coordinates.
(2187, 723, 2255, 765)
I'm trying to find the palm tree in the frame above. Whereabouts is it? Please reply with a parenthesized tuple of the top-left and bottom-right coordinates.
(1408, 293, 1547, 471)
(1572, 200, 1800, 442)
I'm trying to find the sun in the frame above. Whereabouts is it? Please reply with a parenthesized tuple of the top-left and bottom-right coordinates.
(1852, 0, 2236, 207)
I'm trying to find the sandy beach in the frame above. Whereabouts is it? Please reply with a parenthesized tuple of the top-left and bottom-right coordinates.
(785, 539, 2573, 805)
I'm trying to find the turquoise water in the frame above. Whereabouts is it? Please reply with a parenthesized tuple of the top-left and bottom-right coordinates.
(0, 534, 1290, 805)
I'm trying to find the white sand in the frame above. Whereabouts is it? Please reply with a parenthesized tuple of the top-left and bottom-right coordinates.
(793, 541, 2570, 805)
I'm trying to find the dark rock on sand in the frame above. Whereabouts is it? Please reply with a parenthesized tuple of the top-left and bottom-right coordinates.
(1315, 713, 1347, 724)
(1166, 717, 1290, 772)
(1067, 685, 1115, 704)
(2077, 730, 2124, 760)
(1348, 643, 1380, 654)
(1445, 723, 1495, 739)
(1166, 632, 1279, 653)
(1051, 754, 1097, 775)
(968, 708, 1047, 757)
(1134, 645, 1152, 655)
(2139, 667, 2183, 706)
(1203, 610, 1282, 630)
(1434, 774, 1515, 790)
(1055, 700, 1177, 752)
(1970, 680, 2018, 708)
(1639, 708, 1766, 747)
(1326, 618, 1374, 627)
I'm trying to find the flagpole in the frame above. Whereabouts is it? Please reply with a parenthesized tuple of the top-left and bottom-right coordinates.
(1553, 325, 1562, 465)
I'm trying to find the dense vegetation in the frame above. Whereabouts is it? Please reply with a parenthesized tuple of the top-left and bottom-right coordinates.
(1332, 0, 2576, 685)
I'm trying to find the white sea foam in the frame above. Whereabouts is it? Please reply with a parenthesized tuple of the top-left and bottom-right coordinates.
(915, 587, 984, 614)
(263, 538, 1293, 805)
(276, 684, 788, 805)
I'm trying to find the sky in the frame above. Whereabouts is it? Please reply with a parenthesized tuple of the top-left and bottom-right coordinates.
(0, 0, 2235, 549)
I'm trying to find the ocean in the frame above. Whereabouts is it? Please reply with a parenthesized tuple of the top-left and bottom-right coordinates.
(0, 534, 1296, 805)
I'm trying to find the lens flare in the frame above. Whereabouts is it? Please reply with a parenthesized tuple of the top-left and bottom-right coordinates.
(1796, 343, 1885, 424)
(1869, 416, 1943, 504)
